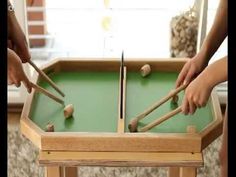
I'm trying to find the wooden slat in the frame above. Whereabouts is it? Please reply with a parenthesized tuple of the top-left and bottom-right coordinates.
(64, 167, 78, 177)
(117, 67, 127, 133)
(180, 167, 196, 177)
(40, 133, 201, 152)
(117, 119, 125, 133)
(200, 90, 223, 149)
(45, 166, 61, 177)
(59, 59, 120, 72)
(20, 117, 42, 149)
(39, 151, 203, 167)
(7, 103, 23, 113)
(124, 58, 187, 72)
(168, 167, 180, 177)
(52, 58, 187, 72)
(21, 72, 38, 118)
(122, 66, 127, 129)
(20, 72, 46, 148)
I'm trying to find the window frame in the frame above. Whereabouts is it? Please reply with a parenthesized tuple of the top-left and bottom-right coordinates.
(8, 0, 30, 105)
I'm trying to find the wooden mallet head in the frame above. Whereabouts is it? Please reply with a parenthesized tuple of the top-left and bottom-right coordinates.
(128, 118, 139, 132)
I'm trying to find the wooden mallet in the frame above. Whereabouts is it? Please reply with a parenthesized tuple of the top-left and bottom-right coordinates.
(138, 106, 182, 132)
(28, 60, 65, 97)
(128, 84, 187, 132)
(31, 82, 64, 106)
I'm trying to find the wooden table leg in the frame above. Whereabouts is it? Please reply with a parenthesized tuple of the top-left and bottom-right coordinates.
(64, 167, 78, 177)
(179, 167, 196, 177)
(45, 166, 62, 177)
(168, 167, 180, 177)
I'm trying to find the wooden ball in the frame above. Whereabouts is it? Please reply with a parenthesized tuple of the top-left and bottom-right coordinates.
(64, 104, 74, 119)
(46, 123, 54, 132)
(140, 64, 151, 77)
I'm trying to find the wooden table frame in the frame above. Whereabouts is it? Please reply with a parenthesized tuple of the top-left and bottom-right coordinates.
(20, 58, 223, 177)
(21, 58, 223, 152)
(40, 151, 203, 177)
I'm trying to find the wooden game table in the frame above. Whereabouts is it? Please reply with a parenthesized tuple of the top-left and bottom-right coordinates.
(21, 58, 223, 177)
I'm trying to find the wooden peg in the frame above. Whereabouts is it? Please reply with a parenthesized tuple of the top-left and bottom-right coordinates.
(140, 64, 151, 77)
(46, 123, 54, 132)
(64, 104, 74, 119)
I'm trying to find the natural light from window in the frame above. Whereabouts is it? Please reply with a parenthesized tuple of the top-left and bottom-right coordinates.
(29, 0, 199, 61)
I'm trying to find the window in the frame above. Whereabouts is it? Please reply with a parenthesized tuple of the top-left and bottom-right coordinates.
(8, 0, 227, 104)
(27, 0, 196, 67)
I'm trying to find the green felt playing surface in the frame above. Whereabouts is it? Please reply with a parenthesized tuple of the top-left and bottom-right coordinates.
(125, 72, 213, 133)
(30, 70, 214, 133)
(30, 72, 120, 132)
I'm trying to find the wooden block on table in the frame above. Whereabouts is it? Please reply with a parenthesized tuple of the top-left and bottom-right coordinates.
(64, 104, 74, 119)
(46, 123, 54, 132)
(140, 64, 151, 77)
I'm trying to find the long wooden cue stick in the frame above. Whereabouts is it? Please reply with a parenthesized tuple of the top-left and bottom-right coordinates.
(31, 82, 64, 106)
(28, 60, 65, 97)
(138, 106, 182, 132)
(131, 84, 187, 122)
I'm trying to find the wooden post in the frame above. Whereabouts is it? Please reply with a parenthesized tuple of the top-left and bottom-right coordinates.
(64, 167, 78, 177)
(45, 166, 62, 177)
(169, 167, 180, 177)
(180, 167, 196, 177)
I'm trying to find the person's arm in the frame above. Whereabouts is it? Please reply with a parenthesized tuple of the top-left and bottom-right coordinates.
(176, 0, 228, 87)
(7, 0, 31, 63)
(199, 0, 228, 63)
(182, 56, 227, 115)
(8, 48, 32, 93)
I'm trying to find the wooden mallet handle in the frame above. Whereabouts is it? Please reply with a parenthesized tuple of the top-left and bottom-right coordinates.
(133, 84, 186, 122)
(138, 106, 182, 132)
(28, 60, 65, 97)
(31, 82, 64, 106)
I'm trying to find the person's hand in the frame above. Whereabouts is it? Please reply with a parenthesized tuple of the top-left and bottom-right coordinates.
(8, 48, 32, 93)
(181, 73, 213, 115)
(175, 53, 209, 88)
(7, 4, 31, 63)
